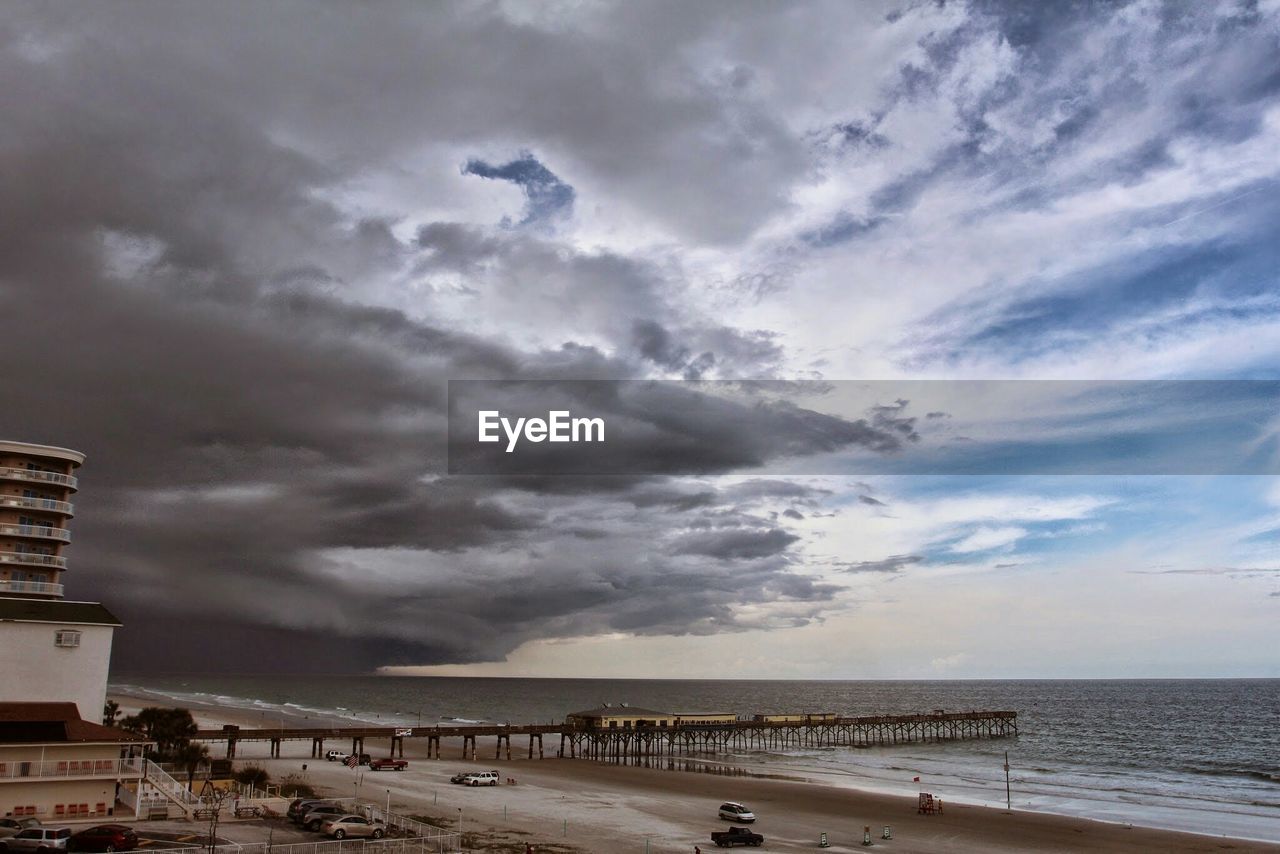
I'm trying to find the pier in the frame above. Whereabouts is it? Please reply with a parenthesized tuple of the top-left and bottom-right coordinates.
(194, 710, 1016, 761)
(560, 710, 1016, 762)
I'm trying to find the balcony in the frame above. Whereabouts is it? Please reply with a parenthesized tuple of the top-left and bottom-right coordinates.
(0, 467, 77, 490)
(0, 496, 74, 516)
(0, 758, 144, 781)
(0, 551, 67, 568)
(0, 579, 63, 597)
(0, 524, 70, 542)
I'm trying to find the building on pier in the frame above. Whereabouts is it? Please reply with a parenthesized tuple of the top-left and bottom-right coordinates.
(565, 705, 675, 728)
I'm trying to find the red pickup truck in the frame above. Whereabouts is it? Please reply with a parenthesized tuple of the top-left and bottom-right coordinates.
(369, 758, 409, 771)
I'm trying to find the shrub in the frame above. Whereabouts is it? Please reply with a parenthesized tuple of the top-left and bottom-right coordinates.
(277, 775, 317, 798)
(234, 765, 271, 788)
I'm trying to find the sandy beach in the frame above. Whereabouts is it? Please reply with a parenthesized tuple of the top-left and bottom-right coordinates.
(109, 690, 1280, 853)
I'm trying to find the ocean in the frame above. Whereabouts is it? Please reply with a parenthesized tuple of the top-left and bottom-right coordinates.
(110, 675, 1280, 842)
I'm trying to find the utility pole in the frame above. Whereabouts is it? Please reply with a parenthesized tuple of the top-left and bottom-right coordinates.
(1004, 751, 1011, 811)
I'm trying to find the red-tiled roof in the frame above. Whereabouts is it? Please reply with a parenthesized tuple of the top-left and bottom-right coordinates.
(0, 702, 144, 743)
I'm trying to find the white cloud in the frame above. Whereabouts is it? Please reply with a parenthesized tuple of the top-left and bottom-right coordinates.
(949, 526, 1027, 553)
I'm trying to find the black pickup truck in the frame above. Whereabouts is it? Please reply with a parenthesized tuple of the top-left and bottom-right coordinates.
(711, 826, 764, 847)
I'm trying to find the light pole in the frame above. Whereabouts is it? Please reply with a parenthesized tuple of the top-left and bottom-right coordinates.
(1004, 751, 1011, 811)
(457, 807, 464, 851)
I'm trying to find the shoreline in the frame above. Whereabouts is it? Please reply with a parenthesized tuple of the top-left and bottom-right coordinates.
(108, 689, 1280, 852)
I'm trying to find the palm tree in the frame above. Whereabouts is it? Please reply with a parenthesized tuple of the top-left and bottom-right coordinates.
(172, 742, 211, 792)
(120, 707, 198, 759)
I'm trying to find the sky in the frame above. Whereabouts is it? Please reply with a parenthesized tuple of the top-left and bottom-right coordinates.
(2, 0, 1278, 677)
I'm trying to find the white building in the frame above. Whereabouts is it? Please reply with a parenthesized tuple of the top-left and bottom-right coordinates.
(0, 441, 116, 723)
(0, 702, 145, 822)
(0, 599, 120, 724)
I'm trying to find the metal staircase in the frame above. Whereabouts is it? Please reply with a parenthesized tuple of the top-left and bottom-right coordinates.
(140, 759, 203, 817)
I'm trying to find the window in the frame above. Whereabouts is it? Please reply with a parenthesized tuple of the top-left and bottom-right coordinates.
(55, 629, 81, 648)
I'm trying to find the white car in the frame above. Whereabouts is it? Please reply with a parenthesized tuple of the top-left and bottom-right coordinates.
(718, 802, 756, 822)
(462, 771, 500, 786)
(325, 750, 350, 762)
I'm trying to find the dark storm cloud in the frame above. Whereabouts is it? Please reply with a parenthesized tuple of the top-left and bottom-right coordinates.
(672, 528, 800, 560)
(462, 153, 575, 226)
(632, 320, 698, 374)
(840, 554, 924, 574)
(870, 399, 920, 443)
(0, 1, 878, 671)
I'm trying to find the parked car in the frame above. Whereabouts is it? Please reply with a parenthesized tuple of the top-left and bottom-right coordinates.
(369, 758, 408, 771)
(0, 827, 72, 853)
(0, 821, 40, 841)
(320, 816, 385, 840)
(324, 750, 349, 762)
(718, 802, 756, 822)
(0, 822, 40, 840)
(67, 825, 138, 853)
(300, 805, 348, 832)
(451, 769, 498, 784)
(287, 799, 335, 822)
(461, 770, 500, 786)
(710, 826, 764, 848)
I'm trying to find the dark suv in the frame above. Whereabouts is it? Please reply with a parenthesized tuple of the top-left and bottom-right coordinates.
(300, 805, 348, 832)
(288, 799, 335, 823)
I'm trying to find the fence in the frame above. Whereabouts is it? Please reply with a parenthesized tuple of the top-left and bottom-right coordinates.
(164, 834, 461, 854)
(0, 758, 143, 780)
